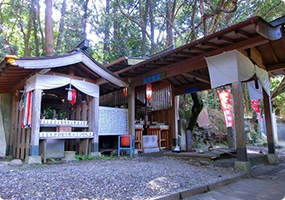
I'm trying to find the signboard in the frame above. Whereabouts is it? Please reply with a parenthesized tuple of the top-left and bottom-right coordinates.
(251, 99, 260, 113)
(218, 90, 234, 127)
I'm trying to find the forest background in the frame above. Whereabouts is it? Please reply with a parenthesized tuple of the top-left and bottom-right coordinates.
(1, 0, 285, 136)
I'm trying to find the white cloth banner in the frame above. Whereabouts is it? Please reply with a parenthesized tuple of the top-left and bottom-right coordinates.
(205, 50, 270, 97)
(247, 80, 263, 100)
(25, 74, 99, 98)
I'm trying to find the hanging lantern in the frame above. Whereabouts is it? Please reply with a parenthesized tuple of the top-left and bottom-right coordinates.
(69, 89, 77, 105)
(123, 87, 128, 97)
(146, 83, 153, 100)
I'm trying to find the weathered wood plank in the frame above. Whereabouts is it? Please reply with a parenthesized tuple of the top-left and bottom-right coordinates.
(30, 89, 42, 156)
(232, 81, 247, 161)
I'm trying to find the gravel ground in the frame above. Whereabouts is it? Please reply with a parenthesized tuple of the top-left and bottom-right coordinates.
(0, 153, 237, 200)
(247, 145, 285, 162)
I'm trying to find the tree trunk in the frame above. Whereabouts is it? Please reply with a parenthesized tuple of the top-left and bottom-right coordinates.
(140, 0, 150, 57)
(113, 3, 119, 54)
(45, 0, 54, 56)
(37, 0, 45, 54)
(150, 0, 155, 55)
(24, 7, 32, 56)
(56, 0, 66, 54)
(32, 0, 40, 56)
(82, 0, 90, 40)
(187, 93, 203, 132)
(166, 0, 173, 47)
(103, 0, 110, 61)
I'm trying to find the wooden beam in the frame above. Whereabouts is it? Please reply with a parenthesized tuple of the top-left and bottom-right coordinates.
(250, 47, 266, 70)
(234, 29, 251, 38)
(0, 88, 12, 93)
(105, 56, 127, 68)
(131, 35, 268, 87)
(218, 36, 235, 44)
(267, 62, 285, 72)
(174, 82, 210, 95)
(232, 81, 247, 161)
(46, 71, 97, 84)
(201, 42, 220, 49)
(182, 72, 210, 84)
(263, 89, 275, 154)
(268, 43, 279, 64)
(11, 71, 39, 91)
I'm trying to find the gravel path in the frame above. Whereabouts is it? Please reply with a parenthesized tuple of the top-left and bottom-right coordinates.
(0, 153, 237, 200)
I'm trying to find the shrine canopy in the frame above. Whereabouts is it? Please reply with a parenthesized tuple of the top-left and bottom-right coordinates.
(0, 50, 128, 94)
(205, 50, 270, 97)
(105, 15, 285, 96)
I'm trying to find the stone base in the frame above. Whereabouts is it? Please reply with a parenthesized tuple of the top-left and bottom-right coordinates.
(267, 153, 279, 164)
(235, 161, 252, 176)
(90, 152, 101, 157)
(143, 147, 160, 153)
(8, 159, 23, 166)
(62, 151, 76, 162)
(25, 156, 42, 164)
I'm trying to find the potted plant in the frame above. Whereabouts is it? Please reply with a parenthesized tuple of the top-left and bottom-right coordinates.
(44, 107, 54, 119)
(58, 110, 68, 120)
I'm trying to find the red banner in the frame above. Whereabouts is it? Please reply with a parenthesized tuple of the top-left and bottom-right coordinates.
(251, 100, 260, 113)
(218, 90, 234, 127)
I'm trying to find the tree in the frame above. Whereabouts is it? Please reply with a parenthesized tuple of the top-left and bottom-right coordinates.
(45, 0, 54, 56)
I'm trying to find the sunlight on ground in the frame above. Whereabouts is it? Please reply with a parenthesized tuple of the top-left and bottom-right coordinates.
(247, 149, 262, 154)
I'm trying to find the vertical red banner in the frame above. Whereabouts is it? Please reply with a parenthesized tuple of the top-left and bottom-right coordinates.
(218, 90, 234, 127)
(250, 100, 260, 113)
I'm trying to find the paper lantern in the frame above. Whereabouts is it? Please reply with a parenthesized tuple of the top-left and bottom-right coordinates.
(146, 83, 152, 100)
(69, 89, 76, 105)
(123, 87, 128, 97)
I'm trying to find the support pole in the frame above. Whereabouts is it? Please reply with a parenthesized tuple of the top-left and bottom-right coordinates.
(128, 86, 135, 136)
(172, 93, 180, 151)
(27, 89, 42, 164)
(8, 91, 19, 156)
(30, 89, 42, 156)
(232, 82, 247, 161)
(90, 97, 100, 156)
(263, 89, 275, 154)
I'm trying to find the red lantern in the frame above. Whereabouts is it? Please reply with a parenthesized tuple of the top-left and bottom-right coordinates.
(146, 83, 152, 100)
(123, 87, 128, 97)
(69, 89, 77, 105)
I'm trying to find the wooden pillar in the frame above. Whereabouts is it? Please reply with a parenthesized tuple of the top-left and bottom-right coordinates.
(30, 89, 42, 156)
(128, 86, 135, 136)
(171, 92, 179, 147)
(8, 91, 19, 156)
(232, 82, 247, 161)
(90, 97, 99, 153)
(263, 89, 275, 154)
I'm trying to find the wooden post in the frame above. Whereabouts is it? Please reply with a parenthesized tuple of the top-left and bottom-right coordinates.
(90, 97, 99, 154)
(232, 82, 247, 161)
(8, 91, 19, 156)
(171, 92, 179, 147)
(263, 89, 275, 154)
(30, 89, 42, 156)
(128, 86, 135, 136)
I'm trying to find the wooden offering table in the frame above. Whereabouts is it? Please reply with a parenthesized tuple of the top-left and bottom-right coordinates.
(147, 125, 169, 149)
(39, 119, 93, 162)
(134, 125, 144, 152)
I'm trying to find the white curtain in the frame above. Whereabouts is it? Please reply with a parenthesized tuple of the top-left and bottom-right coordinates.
(205, 50, 255, 89)
(247, 80, 263, 100)
(25, 74, 99, 98)
(205, 50, 270, 97)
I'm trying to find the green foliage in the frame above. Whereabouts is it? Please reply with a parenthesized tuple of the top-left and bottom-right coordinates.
(44, 107, 54, 119)
(75, 154, 93, 162)
(75, 154, 115, 162)
(250, 131, 261, 143)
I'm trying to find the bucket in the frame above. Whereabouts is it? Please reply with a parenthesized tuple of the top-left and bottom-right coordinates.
(121, 134, 131, 147)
